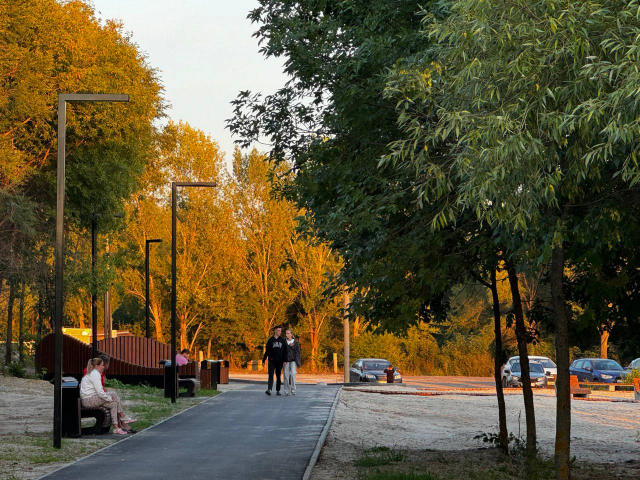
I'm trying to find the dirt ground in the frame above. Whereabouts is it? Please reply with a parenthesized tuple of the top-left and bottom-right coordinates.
(312, 387, 640, 480)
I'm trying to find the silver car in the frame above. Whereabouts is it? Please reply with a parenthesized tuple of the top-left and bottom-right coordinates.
(504, 361, 548, 388)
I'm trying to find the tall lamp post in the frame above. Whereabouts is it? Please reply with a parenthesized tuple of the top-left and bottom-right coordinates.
(54, 93, 129, 449)
(91, 213, 123, 359)
(171, 181, 216, 403)
(145, 239, 162, 339)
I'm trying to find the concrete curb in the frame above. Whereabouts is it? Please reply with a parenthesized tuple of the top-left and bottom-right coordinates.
(302, 386, 341, 480)
(39, 392, 225, 479)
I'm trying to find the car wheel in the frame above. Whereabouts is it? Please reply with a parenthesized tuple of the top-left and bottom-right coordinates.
(502, 377, 507, 388)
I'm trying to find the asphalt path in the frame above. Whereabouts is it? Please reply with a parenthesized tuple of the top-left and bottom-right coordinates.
(44, 383, 340, 480)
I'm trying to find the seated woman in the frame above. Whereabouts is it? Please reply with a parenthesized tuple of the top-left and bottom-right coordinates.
(80, 357, 131, 435)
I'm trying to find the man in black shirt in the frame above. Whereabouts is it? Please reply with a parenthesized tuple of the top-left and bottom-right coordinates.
(262, 325, 287, 395)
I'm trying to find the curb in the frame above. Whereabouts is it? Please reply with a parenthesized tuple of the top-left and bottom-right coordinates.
(39, 391, 225, 479)
(302, 386, 341, 480)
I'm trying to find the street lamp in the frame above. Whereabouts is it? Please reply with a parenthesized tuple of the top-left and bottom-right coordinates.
(91, 212, 124, 359)
(54, 93, 129, 448)
(170, 181, 216, 403)
(145, 239, 162, 339)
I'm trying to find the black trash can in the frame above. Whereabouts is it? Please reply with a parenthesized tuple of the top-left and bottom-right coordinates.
(61, 377, 81, 438)
(159, 360, 177, 399)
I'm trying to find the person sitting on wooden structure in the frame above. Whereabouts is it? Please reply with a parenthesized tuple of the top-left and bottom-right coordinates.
(175, 348, 191, 366)
(80, 358, 131, 435)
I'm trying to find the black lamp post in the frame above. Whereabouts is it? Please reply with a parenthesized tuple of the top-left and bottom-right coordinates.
(54, 93, 129, 449)
(145, 239, 162, 339)
(171, 181, 216, 403)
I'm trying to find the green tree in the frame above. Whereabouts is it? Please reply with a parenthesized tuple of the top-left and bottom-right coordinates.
(384, 0, 640, 476)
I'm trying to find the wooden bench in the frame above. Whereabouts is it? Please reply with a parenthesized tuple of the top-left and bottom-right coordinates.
(81, 407, 112, 435)
(553, 375, 591, 399)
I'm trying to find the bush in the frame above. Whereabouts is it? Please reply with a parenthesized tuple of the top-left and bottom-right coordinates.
(623, 368, 640, 384)
(8, 362, 26, 378)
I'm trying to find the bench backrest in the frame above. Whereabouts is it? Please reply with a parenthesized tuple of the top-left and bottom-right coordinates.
(570, 375, 580, 389)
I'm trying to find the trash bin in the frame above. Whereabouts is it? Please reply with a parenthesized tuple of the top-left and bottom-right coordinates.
(200, 361, 217, 390)
(61, 377, 81, 438)
(203, 360, 230, 385)
(634, 378, 640, 401)
(160, 360, 177, 399)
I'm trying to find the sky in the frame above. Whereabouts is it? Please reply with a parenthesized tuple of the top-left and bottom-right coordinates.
(90, 0, 288, 165)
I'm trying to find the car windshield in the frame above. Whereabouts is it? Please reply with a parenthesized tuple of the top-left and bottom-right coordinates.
(592, 360, 623, 371)
(537, 359, 556, 368)
(363, 361, 390, 370)
(512, 363, 544, 373)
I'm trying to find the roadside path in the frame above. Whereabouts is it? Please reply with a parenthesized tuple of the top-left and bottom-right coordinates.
(44, 383, 340, 480)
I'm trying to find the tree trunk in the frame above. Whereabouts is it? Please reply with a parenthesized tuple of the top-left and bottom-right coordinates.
(551, 246, 571, 480)
(207, 337, 212, 358)
(151, 302, 164, 342)
(18, 282, 25, 364)
(599, 328, 610, 359)
(180, 318, 187, 351)
(506, 261, 537, 468)
(310, 329, 318, 373)
(490, 267, 509, 453)
(5, 279, 16, 366)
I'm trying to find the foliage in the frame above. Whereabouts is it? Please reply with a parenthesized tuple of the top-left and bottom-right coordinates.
(8, 361, 26, 378)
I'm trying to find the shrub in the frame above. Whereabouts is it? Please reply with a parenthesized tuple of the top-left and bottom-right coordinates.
(9, 362, 26, 378)
(623, 368, 640, 384)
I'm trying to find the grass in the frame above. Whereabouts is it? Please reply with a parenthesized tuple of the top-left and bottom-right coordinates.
(360, 473, 440, 480)
(105, 380, 219, 431)
(355, 446, 406, 468)
(0, 379, 219, 478)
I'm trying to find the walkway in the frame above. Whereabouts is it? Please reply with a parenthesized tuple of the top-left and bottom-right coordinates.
(44, 383, 340, 480)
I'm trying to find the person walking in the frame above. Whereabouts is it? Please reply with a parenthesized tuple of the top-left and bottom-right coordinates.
(262, 325, 287, 396)
(284, 329, 301, 396)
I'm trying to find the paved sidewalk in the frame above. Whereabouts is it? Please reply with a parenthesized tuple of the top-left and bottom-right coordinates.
(44, 384, 340, 480)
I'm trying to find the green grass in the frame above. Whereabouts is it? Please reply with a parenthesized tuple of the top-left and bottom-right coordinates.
(106, 380, 220, 431)
(360, 472, 440, 480)
(0, 381, 219, 477)
(355, 446, 405, 468)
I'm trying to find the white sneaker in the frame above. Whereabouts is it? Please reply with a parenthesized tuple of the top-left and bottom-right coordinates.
(292, 391, 296, 395)
(285, 392, 289, 396)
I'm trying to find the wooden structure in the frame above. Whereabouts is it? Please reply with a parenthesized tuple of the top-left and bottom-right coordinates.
(36, 333, 197, 387)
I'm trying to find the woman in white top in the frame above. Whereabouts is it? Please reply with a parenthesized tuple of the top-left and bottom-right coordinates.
(80, 358, 129, 435)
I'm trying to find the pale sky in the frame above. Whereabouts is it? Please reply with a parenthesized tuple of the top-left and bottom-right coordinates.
(90, 0, 288, 165)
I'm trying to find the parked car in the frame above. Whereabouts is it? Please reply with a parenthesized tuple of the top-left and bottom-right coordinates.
(349, 358, 403, 383)
(624, 358, 640, 372)
(569, 358, 625, 383)
(503, 361, 548, 388)
(502, 356, 557, 386)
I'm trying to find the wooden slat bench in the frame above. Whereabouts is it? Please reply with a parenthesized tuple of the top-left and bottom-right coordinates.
(553, 375, 591, 399)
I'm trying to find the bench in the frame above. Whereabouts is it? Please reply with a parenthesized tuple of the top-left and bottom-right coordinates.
(60, 377, 113, 437)
(81, 406, 112, 435)
(179, 378, 200, 397)
(553, 375, 591, 399)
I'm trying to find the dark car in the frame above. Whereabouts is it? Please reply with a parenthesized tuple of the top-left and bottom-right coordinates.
(504, 361, 548, 388)
(570, 358, 625, 383)
(349, 358, 402, 383)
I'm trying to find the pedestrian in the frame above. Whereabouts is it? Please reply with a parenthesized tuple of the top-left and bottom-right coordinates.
(284, 329, 301, 396)
(262, 325, 287, 396)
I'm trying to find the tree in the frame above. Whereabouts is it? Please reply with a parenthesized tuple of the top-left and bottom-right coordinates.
(384, 0, 640, 477)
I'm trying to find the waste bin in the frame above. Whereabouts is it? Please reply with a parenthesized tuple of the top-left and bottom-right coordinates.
(61, 377, 81, 438)
(200, 361, 217, 390)
(159, 360, 177, 399)
(203, 360, 230, 385)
